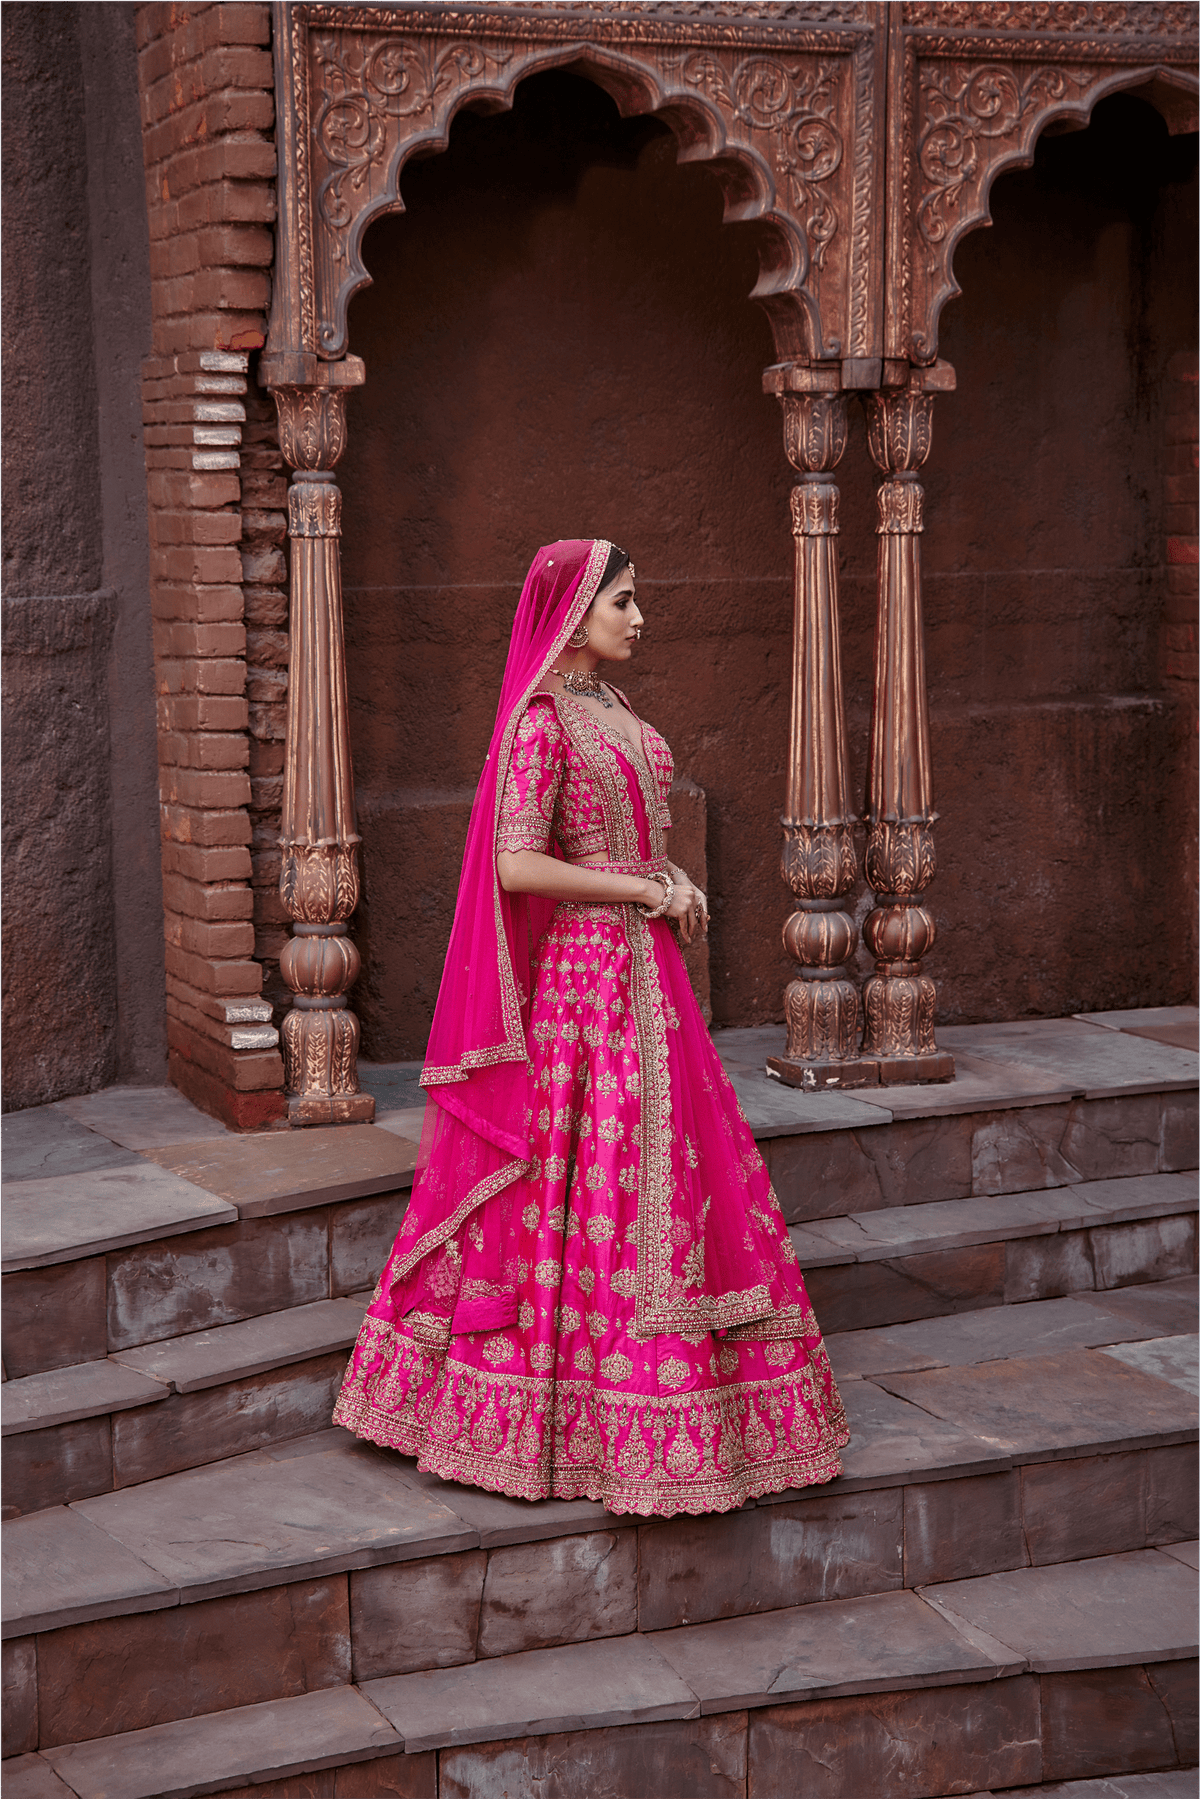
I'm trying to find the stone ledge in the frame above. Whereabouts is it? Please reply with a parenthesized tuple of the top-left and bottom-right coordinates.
(2, 1360, 169, 1437)
(790, 1172, 1199, 1268)
(919, 1546, 1200, 1674)
(38, 1686, 400, 1799)
(363, 1632, 701, 1752)
(1, 1165, 238, 1272)
(110, 1293, 371, 1394)
(139, 1125, 417, 1217)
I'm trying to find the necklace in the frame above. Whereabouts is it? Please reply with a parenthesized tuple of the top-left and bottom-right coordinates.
(553, 667, 613, 708)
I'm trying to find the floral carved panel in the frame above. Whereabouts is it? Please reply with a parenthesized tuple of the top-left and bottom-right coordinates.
(892, 2, 1199, 363)
(270, 2, 883, 369)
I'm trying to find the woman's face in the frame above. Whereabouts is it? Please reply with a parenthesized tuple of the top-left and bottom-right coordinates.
(585, 565, 643, 663)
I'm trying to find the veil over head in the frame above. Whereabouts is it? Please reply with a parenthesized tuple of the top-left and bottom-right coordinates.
(393, 539, 612, 1301)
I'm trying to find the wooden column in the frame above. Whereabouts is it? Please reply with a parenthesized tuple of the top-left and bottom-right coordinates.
(860, 376, 953, 1084)
(763, 371, 875, 1091)
(268, 370, 374, 1125)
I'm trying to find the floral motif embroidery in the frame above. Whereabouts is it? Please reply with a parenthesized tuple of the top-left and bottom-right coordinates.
(600, 1351, 634, 1383)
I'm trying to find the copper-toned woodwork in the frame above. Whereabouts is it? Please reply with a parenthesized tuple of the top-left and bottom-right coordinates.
(860, 379, 953, 1083)
(889, 3, 1198, 366)
(763, 373, 876, 1091)
(267, 4, 887, 373)
(261, 3, 1197, 1123)
(269, 369, 374, 1125)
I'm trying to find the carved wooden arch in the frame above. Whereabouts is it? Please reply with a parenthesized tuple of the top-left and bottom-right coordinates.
(893, 4, 1199, 366)
(266, 3, 887, 377)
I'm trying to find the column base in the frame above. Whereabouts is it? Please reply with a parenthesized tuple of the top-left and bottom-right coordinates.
(765, 1054, 882, 1091)
(874, 1050, 956, 1086)
(287, 1092, 376, 1127)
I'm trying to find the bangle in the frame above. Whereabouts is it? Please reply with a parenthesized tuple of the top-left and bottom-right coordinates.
(641, 874, 674, 919)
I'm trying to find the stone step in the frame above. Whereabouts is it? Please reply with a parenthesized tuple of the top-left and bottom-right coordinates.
(1, 1244, 1193, 1523)
(6, 1546, 1196, 1798)
(791, 1171, 1198, 1333)
(1, 1295, 372, 1518)
(1, 1144, 413, 1381)
(5, 1015, 1194, 1378)
(3, 1286, 1193, 1750)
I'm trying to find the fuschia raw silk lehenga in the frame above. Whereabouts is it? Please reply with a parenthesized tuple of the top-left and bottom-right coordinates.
(334, 538, 849, 1515)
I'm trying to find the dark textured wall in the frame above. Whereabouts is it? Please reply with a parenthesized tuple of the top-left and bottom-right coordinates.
(1, 3, 164, 1109)
(337, 76, 1195, 1058)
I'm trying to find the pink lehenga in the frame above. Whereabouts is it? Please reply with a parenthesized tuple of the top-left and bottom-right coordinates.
(334, 539, 848, 1515)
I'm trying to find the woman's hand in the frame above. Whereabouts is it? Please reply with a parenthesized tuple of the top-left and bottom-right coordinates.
(664, 870, 708, 945)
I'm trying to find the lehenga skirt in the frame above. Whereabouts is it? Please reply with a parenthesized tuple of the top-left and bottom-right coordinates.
(334, 902, 849, 1516)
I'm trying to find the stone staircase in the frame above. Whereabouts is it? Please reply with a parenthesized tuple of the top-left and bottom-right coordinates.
(2, 1011, 1197, 1798)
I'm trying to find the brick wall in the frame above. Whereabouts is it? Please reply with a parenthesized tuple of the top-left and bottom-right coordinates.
(1163, 348, 1198, 996)
(137, 1, 286, 1126)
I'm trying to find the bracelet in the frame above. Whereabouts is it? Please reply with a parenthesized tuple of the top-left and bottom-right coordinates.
(640, 874, 674, 920)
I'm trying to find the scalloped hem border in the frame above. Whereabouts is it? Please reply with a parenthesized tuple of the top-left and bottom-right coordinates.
(332, 1392, 850, 1519)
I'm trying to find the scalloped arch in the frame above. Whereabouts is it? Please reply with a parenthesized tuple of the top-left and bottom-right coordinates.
(910, 59, 1200, 365)
(320, 44, 812, 362)
(272, 6, 881, 372)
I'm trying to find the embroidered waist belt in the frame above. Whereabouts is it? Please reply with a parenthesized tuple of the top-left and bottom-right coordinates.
(566, 856, 668, 879)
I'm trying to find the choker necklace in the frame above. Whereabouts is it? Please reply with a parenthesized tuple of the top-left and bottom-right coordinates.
(554, 668, 613, 708)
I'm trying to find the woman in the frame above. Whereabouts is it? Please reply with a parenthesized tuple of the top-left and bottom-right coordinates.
(334, 538, 848, 1514)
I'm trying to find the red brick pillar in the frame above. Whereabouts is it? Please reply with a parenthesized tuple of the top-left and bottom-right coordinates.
(137, 2, 285, 1126)
(1163, 349, 1199, 997)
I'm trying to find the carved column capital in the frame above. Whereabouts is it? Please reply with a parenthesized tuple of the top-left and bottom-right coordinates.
(780, 391, 849, 477)
(791, 482, 841, 538)
(288, 479, 343, 538)
(271, 385, 348, 472)
(863, 389, 935, 475)
(876, 479, 924, 535)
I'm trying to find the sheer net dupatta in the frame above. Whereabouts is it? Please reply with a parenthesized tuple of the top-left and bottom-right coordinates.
(386, 539, 612, 1335)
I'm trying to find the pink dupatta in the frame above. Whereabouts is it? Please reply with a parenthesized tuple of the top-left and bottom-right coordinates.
(386, 540, 612, 1329)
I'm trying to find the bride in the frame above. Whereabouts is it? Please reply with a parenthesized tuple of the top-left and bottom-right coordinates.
(334, 537, 848, 1515)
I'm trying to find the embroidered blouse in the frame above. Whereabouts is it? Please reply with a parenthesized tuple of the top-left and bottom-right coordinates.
(497, 693, 673, 863)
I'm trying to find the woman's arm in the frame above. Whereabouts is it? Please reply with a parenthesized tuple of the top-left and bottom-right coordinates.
(496, 851, 707, 943)
(496, 850, 658, 908)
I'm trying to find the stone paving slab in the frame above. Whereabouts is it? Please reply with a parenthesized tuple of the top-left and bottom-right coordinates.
(937, 1018, 1199, 1099)
(793, 1173, 1198, 1271)
(874, 1346, 1199, 1463)
(729, 1070, 892, 1139)
(1076, 1005, 1199, 1033)
(1155, 1538, 1199, 1569)
(846, 1052, 1075, 1121)
(2, 1164, 238, 1271)
(398, 1460, 618, 1546)
(357, 1058, 425, 1116)
(140, 1125, 417, 1217)
(649, 1586, 1022, 1712)
(56, 1084, 231, 1149)
(1078, 1274, 1199, 1337)
(779, 1380, 1007, 1496)
(111, 1294, 370, 1393)
(1100, 1334, 1199, 1396)
(2, 1358, 168, 1435)
(40, 1685, 401, 1799)
(71, 1435, 479, 1603)
(362, 1632, 701, 1751)
(0, 1756, 78, 1799)
(919, 1545, 1198, 1672)
(1123, 1021, 1200, 1051)
(375, 1106, 427, 1143)
(1003, 1774, 1200, 1798)
(2, 1106, 143, 1183)
(826, 1291, 1169, 1380)
(3, 1506, 178, 1637)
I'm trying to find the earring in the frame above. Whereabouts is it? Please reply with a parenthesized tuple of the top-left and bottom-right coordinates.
(567, 623, 589, 648)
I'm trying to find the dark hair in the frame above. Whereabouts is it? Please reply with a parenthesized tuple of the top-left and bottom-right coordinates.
(598, 543, 632, 592)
